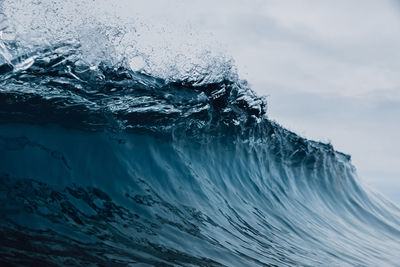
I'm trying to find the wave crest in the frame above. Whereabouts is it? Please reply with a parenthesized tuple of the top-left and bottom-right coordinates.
(1, 0, 236, 85)
(0, 44, 267, 136)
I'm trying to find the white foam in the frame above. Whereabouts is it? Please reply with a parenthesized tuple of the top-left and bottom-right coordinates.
(1, 0, 237, 84)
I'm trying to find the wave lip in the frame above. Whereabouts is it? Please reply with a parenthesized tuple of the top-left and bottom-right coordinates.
(0, 44, 267, 136)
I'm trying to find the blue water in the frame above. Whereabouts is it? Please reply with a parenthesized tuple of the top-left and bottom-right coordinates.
(1, 15, 400, 267)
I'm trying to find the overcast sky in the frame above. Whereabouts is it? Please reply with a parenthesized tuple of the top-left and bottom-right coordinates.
(125, 0, 400, 202)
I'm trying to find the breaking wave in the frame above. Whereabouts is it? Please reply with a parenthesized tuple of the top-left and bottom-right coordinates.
(1, 1, 400, 266)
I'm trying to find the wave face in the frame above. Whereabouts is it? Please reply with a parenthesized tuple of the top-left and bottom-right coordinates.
(2, 2, 400, 266)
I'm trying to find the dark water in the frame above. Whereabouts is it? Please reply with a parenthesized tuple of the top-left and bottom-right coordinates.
(1, 44, 400, 266)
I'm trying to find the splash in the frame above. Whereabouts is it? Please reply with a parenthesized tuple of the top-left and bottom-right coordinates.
(1, 0, 236, 85)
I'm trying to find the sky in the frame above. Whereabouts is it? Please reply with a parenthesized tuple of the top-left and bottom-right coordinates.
(125, 0, 400, 202)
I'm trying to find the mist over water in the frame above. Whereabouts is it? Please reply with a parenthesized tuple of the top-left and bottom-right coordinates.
(1, 1, 400, 266)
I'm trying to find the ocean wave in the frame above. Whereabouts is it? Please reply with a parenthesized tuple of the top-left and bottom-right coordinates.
(1, 1, 400, 266)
